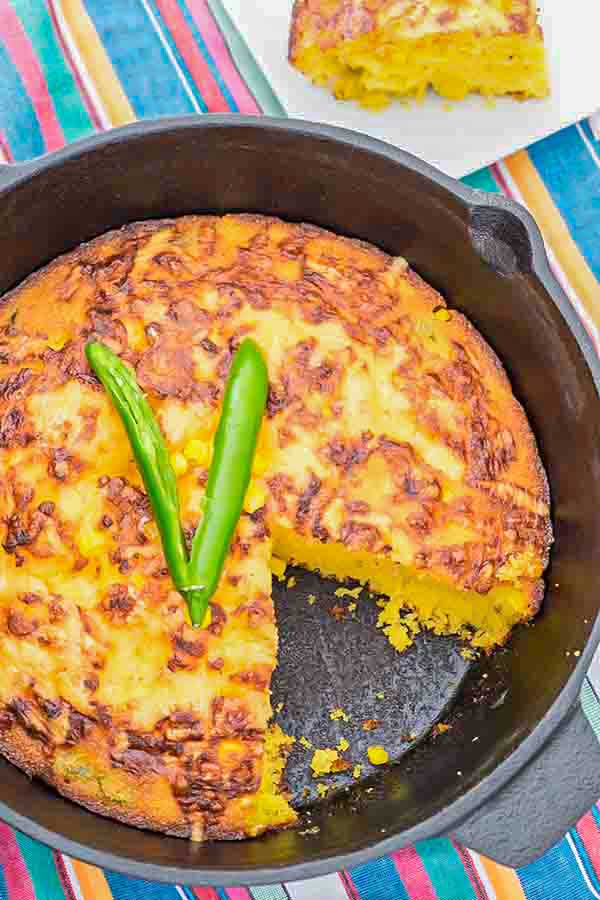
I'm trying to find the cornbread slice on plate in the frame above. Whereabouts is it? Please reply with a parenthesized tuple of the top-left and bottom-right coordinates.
(0, 214, 551, 840)
(289, 0, 549, 108)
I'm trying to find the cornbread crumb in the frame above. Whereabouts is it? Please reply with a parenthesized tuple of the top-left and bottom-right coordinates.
(329, 604, 348, 622)
(311, 748, 340, 776)
(353, 764, 363, 779)
(299, 736, 314, 750)
(334, 585, 362, 599)
(331, 758, 352, 773)
(274, 702, 284, 714)
(375, 692, 385, 700)
(367, 746, 389, 766)
(337, 738, 350, 752)
(330, 708, 350, 722)
(269, 557, 287, 580)
(377, 604, 421, 652)
(316, 784, 329, 798)
(433, 722, 451, 736)
(287, 576, 297, 588)
(362, 719, 381, 732)
(307, 594, 317, 605)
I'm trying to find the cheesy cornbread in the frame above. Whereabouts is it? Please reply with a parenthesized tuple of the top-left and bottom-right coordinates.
(290, 0, 549, 108)
(0, 214, 551, 839)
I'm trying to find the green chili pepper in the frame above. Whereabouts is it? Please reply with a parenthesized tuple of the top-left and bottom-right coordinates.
(187, 339, 268, 626)
(85, 342, 189, 593)
(86, 338, 269, 629)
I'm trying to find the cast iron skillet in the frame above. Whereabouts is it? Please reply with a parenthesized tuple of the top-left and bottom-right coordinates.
(1, 116, 600, 886)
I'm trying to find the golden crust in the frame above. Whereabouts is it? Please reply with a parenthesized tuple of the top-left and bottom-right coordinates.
(0, 723, 190, 837)
(290, 0, 542, 57)
(0, 214, 551, 838)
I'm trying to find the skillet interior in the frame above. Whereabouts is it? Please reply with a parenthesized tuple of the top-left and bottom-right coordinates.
(0, 118, 599, 881)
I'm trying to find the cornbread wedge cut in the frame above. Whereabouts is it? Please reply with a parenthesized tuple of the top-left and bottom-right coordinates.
(290, 0, 549, 108)
(0, 214, 551, 840)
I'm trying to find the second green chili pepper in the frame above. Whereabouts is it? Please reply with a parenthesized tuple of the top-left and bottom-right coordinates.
(186, 339, 269, 626)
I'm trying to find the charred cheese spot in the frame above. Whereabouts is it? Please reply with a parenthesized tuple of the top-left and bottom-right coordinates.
(0, 214, 550, 840)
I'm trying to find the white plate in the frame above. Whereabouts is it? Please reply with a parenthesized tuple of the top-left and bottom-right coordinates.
(223, 0, 600, 177)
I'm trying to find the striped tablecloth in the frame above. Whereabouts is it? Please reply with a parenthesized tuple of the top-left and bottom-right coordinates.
(1, 2, 600, 898)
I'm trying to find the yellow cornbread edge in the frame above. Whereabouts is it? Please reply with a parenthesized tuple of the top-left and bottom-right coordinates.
(235, 725, 298, 836)
(291, 28, 549, 108)
(271, 525, 542, 653)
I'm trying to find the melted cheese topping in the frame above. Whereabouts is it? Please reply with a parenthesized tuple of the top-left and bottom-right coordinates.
(0, 214, 551, 840)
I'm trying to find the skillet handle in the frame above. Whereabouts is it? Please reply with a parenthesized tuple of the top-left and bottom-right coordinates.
(452, 703, 600, 868)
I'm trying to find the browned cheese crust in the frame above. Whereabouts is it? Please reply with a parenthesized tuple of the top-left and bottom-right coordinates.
(290, 0, 542, 57)
(0, 215, 551, 838)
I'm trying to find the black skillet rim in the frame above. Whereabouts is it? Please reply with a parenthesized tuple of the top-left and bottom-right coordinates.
(0, 114, 599, 885)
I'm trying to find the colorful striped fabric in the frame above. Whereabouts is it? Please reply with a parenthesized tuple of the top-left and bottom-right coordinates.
(0, 0, 600, 896)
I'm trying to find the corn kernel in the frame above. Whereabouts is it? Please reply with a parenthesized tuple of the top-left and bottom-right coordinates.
(144, 520, 159, 542)
(244, 482, 266, 513)
(185, 439, 211, 466)
(218, 740, 244, 762)
(47, 336, 67, 351)
(367, 745, 389, 766)
(79, 531, 105, 557)
(253, 425, 271, 475)
(311, 748, 339, 776)
(434, 307, 451, 322)
(171, 453, 188, 476)
(124, 318, 147, 351)
(253, 454, 269, 476)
